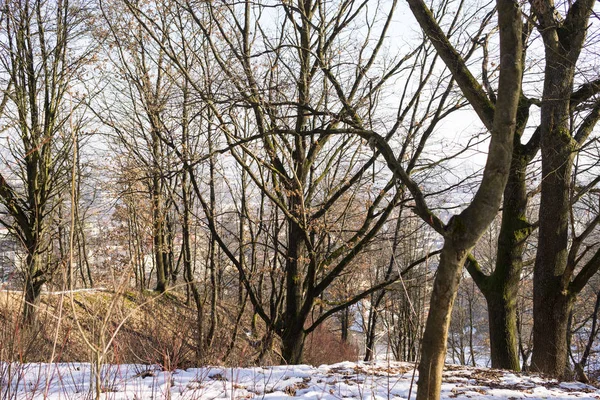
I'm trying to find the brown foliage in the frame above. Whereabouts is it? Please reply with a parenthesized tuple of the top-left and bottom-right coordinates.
(303, 323, 360, 366)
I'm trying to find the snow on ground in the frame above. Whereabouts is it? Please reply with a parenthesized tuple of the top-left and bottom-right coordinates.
(2, 361, 600, 399)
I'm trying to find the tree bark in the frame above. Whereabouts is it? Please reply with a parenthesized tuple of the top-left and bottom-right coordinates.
(530, 58, 576, 374)
(23, 252, 45, 325)
(529, 0, 596, 374)
(364, 308, 378, 361)
(486, 290, 520, 370)
(532, 289, 574, 376)
(417, 241, 466, 399)
(282, 322, 306, 364)
(153, 168, 166, 293)
(281, 195, 307, 363)
(473, 149, 532, 371)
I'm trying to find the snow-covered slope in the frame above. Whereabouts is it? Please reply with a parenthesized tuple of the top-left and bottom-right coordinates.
(2, 361, 599, 399)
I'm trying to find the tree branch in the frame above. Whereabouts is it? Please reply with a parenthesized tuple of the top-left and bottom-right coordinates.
(405, 0, 496, 130)
(305, 250, 441, 334)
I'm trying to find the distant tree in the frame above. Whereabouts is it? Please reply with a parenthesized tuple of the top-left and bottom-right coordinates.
(119, 0, 464, 364)
(93, 5, 177, 293)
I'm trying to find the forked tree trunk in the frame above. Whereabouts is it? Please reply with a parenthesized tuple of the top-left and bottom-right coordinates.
(403, 0, 523, 397)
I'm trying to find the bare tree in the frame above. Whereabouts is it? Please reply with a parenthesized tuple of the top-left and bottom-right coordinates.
(528, 0, 600, 374)
(117, 0, 471, 364)
(0, 0, 92, 322)
(357, 0, 524, 397)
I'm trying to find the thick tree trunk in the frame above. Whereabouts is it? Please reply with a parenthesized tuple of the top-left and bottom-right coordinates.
(531, 49, 577, 376)
(481, 151, 529, 371)
(531, 290, 573, 376)
(486, 291, 520, 370)
(527, 0, 598, 374)
(281, 324, 306, 364)
(531, 151, 574, 376)
(417, 242, 466, 400)
(282, 201, 307, 363)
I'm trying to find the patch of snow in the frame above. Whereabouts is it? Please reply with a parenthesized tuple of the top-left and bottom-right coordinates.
(1, 361, 599, 399)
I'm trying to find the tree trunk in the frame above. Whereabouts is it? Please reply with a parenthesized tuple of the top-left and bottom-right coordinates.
(531, 285, 574, 376)
(282, 206, 307, 363)
(531, 52, 577, 377)
(467, 146, 531, 371)
(527, 0, 597, 375)
(486, 149, 530, 370)
(152, 130, 166, 293)
(153, 192, 166, 293)
(23, 252, 44, 325)
(364, 307, 378, 361)
(396, 0, 523, 393)
(341, 307, 349, 342)
(282, 324, 306, 364)
(206, 135, 218, 348)
(486, 291, 520, 370)
(417, 242, 466, 400)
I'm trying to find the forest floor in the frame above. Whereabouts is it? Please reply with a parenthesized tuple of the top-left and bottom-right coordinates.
(2, 361, 600, 399)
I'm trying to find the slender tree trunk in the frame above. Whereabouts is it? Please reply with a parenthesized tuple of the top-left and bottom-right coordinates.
(468, 289, 476, 367)
(58, 204, 69, 288)
(364, 308, 378, 361)
(153, 177, 166, 293)
(206, 121, 218, 348)
(152, 126, 166, 293)
(365, 212, 405, 361)
(23, 251, 44, 324)
(580, 291, 600, 369)
(341, 307, 349, 342)
(180, 74, 204, 362)
(417, 242, 466, 400)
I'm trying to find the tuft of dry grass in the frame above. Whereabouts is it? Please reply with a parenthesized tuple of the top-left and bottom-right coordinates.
(303, 322, 360, 366)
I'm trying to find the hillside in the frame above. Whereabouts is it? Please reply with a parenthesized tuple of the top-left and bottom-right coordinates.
(0, 289, 209, 367)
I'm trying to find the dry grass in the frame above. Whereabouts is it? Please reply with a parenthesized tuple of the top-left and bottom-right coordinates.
(0, 289, 362, 370)
(0, 290, 200, 366)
